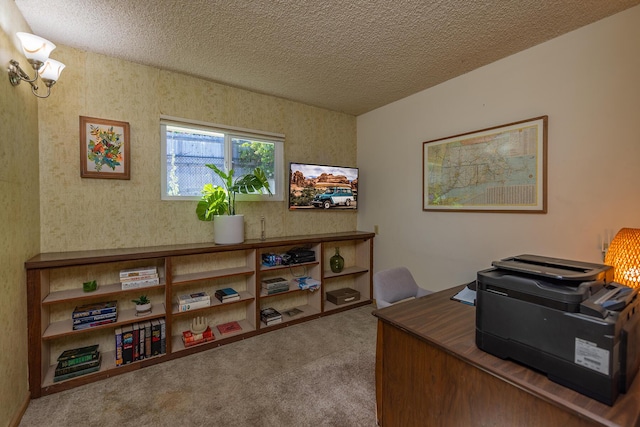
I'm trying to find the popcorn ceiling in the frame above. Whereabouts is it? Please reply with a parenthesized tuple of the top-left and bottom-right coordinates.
(15, 0, 640, 115)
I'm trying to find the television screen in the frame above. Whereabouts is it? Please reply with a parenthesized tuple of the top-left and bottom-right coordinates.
(289, 162, 358, 210)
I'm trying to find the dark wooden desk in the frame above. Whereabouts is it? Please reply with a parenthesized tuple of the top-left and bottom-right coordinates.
(373, 285, 640, 427)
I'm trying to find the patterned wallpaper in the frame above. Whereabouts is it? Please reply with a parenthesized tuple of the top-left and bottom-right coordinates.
(0, 27, 40, 423)
(38, 46, 357, 252)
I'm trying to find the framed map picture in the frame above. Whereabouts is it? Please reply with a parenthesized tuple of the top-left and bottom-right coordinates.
(80, 116, 130, 179)
(423, 116, 547, 213)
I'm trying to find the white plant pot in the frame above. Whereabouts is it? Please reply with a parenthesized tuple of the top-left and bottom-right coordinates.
(213, 214, 245, 244)
(136, 303, 151, 312)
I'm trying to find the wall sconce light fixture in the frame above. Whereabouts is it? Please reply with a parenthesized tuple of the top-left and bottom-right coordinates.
(7, 32, 65, 99)
(605, 228, 640, 288)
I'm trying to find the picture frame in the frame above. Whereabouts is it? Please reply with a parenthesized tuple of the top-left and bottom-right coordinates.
(423, 116, 547, 213)
(80, 116, 130, 179)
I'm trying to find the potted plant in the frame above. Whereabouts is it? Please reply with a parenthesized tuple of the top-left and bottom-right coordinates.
(196, 163, 272, 244)
(132, 295, 151, 314)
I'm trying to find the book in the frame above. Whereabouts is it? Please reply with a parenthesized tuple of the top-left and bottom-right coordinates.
(260, 307, 282, 325)
(58, 352, 100, 368)
(144, 321, 152, 359)
(261, 277, 289, 289)
(182, 326, 214, 344)
(115, 328, 123, 366)
(72, 318, 117, 330)
(183, 336, 215, 348)
(120, 273, 159, 283)
(177, 291, 210, 304)
(264, 286, 289, 295)
(139, 321, 146, 360)
(121, 277, 161, 290)
(264, 317, 282, 326)
(215, 294, 241, 303)
(215, 287, 239, 300)
(216, 321, 242, 335)
(57, 344, 99, 362)
(72, 312, 117, 325)
(55, 354, 101, 376)
(182, 326, 215, 347)
(178, 299, 211, 312)
(72, 301, 117, 319)
(133, 323, 140, 361)
(119, 266, 158, 278)
(159, 318, 166, 355)
(53, 364, 101, 382)
(122, 325, 134, 364)
(283, 307, 303, 317)
(151, 319, 161, 356)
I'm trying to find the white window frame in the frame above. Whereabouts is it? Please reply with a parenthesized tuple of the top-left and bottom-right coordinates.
(160, 115, 284, 202)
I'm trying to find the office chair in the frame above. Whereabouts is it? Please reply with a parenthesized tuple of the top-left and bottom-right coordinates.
(373, 267, 433, 308)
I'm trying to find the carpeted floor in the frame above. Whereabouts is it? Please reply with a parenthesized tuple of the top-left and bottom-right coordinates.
(19, 305, 378, 427)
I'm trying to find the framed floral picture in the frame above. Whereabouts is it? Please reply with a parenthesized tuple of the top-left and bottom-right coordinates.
(80, 116, 130, 179)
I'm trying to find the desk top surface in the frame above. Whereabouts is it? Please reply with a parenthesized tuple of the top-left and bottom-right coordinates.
(373, 285, 640, 427)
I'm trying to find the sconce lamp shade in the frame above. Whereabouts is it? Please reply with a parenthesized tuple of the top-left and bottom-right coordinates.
(39, 59, 65, 83)
(16, 32, 56, 65)
(605, 228, 640, 288)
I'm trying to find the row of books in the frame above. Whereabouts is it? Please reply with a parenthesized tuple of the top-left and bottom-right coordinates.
(72, 301, 118, 330)
(177, 288, 241, 312)
(120, 266, 160, 290)
(115, 319, 165, 366)
(54, 344, 102, 382)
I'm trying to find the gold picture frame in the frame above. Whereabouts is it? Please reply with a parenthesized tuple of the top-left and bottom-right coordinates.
(423, 116, 547, 213)
(80, 116, 130, 180)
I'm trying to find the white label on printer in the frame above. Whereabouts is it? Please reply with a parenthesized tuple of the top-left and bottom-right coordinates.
(575, 338, 609, 375)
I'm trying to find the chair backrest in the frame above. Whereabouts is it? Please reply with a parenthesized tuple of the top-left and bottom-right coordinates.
(373, 267, 419, 308)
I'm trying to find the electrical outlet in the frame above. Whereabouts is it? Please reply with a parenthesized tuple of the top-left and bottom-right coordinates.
(374, 225, 379, 235)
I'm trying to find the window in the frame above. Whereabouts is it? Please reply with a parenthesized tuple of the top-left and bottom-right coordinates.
(160, 116, 284, 201)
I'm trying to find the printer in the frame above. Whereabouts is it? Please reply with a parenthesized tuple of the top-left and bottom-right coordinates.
(475, 254, 640, 405)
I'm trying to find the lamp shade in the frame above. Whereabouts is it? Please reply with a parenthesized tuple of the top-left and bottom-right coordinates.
(39, 59, 65, 83)
(605, 228, 640, 288)
(16, 32, 56, 64)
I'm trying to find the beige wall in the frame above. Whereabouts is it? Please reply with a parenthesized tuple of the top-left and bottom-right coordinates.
(357, 5, 640, 291)
(0, 1, 41, 425)
(38, 47, 357, 252)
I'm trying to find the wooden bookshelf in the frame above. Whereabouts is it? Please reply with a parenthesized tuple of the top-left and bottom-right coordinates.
(26, 231, 374, 397)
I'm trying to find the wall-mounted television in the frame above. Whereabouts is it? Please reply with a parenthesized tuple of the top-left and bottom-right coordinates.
(289, 162, 358, 210)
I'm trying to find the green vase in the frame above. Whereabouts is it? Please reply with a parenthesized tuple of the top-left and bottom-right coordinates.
(330, 247, 344, 273)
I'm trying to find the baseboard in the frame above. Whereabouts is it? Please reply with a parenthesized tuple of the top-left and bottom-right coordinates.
(8, 391, 30, 427)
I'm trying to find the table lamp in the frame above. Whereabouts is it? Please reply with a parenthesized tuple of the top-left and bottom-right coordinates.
(605, 228, 640, 288)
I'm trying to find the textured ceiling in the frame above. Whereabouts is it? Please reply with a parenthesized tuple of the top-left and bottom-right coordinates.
(15, 0, 640, 115)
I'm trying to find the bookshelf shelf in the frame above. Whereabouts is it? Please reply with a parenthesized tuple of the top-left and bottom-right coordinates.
(26, 231, 374, 398)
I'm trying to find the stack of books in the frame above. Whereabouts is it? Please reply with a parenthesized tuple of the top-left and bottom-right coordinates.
(215, 288, 240, 303)
(115, 319, 165, 366)
(177, 291, 211, 312)
(261, 277, 290, 295)
(182, 326, 215, 347)
(72, 301, 118, 330)
(260, 307, 282, 326)
(54, 345, 101, 382)
(120, 266, 160, 290)
(216, 320, 242, 335)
